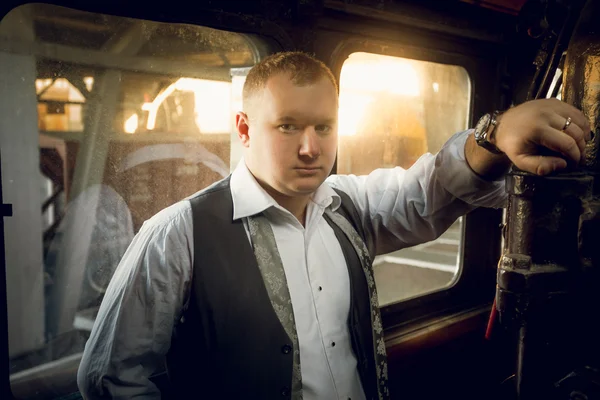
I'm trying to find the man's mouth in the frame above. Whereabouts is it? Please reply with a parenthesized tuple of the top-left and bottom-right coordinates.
(294, 167, 321, 174)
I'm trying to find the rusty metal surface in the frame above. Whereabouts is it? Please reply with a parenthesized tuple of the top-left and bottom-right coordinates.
(563, 0, 600, 171)
(498, 1, 600, 398)
(505, 171, 592, 265)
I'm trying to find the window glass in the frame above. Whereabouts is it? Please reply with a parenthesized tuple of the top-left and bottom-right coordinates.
(0, 4, 256, 398)
(337, 52, 471, 306)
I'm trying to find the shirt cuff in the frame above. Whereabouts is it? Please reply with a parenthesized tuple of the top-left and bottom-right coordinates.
(435, 129, 508, 209)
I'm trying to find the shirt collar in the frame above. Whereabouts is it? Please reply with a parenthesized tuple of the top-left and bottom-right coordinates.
(230, 158, 341, 220)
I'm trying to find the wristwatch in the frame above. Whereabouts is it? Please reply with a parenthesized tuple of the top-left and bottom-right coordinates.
(473, 111, 503, 154)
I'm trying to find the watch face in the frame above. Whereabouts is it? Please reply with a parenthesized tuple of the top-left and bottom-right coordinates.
(474, 113, 491, 141)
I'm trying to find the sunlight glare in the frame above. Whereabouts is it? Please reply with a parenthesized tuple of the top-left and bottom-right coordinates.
(143, 78, 231, 134)
(338, 52, 421, 136)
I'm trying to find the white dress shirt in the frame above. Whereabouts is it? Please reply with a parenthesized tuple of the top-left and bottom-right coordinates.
(77, 130, 507, 399)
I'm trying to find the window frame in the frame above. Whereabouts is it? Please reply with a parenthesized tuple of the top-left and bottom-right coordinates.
(329, 38, 504, 333)
(0, 3, 284, 398)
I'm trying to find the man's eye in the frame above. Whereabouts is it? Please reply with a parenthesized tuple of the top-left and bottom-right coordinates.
(279, 124, 298, 132)
(315, 125, 331, 134)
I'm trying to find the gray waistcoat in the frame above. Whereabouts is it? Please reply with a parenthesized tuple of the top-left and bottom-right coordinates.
(165, 177, 382, 400)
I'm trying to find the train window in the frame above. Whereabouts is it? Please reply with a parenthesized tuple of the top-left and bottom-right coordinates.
(337, 52, 471, 306)
(1, 3, 258, 398)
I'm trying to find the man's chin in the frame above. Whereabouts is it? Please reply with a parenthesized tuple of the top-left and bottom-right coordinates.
(288, 180, 325, 195)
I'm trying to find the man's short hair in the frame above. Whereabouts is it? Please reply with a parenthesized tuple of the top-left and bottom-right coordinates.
(242, 51, 338, 106)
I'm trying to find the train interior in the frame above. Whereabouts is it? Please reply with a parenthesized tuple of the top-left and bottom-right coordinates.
(1, 0, 599, 399)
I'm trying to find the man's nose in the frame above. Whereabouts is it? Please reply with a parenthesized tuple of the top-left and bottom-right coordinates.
(299, 128, 321, 158)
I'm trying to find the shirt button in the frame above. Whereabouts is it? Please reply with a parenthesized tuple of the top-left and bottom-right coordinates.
(281, 386, 290, 396)
(331, 341, 336, 347)
(281, 344, 292, 354)
(318, 286, 323, 291)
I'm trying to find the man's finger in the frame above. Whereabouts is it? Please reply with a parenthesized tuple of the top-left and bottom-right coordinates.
(551, 113, 586, 159)
(538, 127, 581, 163)
(514, 154, 567, 176)
(552, 100, 591, 136)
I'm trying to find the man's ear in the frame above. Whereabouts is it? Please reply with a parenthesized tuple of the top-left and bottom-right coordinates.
(236, 112, 250, 148)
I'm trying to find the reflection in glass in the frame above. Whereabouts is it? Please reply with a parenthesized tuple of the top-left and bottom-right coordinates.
(140, 78, 232, 134)
(337, 52, 471, 306)
(1, 4, 256, 398)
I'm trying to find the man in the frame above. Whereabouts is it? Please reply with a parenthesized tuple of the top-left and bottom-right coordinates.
(77, 51, 590, 400)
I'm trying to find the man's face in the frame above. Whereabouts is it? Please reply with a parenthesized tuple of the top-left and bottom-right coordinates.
(237, 73, 338, 199)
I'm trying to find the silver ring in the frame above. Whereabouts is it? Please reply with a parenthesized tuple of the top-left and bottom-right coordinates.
(562, 116, 572, 131)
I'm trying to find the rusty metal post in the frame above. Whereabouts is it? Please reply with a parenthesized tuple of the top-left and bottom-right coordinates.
(498, 172, 592, 399)
(497, 1, 600, 398)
